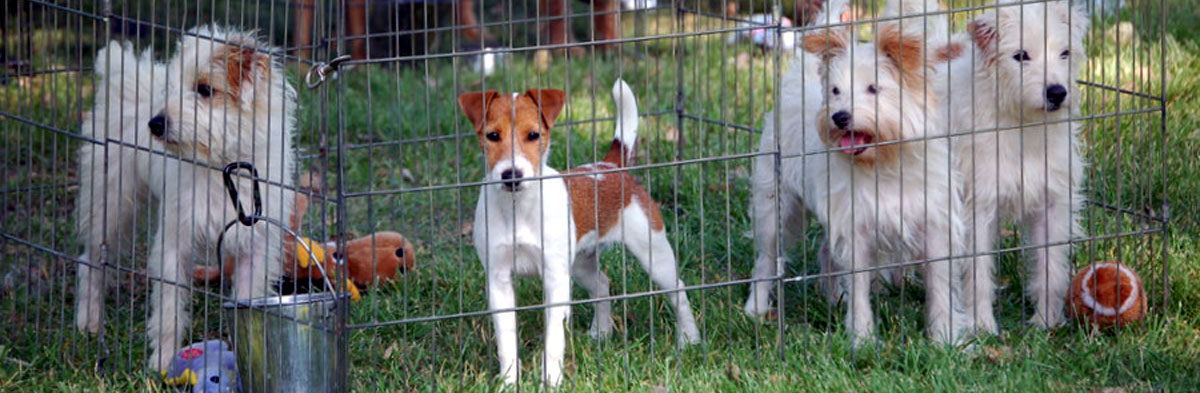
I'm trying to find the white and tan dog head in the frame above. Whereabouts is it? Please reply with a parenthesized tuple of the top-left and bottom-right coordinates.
(802, 24, 934, 167)
(968, 2, 1090, 117)
(458, 89, 566, 192)
(149, 26, 296, 163)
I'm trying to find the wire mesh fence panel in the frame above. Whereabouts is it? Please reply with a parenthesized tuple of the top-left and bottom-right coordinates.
(0, 0, 1172, 391)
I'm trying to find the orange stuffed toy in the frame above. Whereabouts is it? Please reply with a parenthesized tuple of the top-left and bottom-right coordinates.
(194, 176, 415, 300)
(290, 231, 415, 289)
(1067, 261, 1147, 328)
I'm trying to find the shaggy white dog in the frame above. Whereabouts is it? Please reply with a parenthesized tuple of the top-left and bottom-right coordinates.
(74, 26, 296, 371)
(943, 1, 1090, 333)
(747, 0, 971, 344)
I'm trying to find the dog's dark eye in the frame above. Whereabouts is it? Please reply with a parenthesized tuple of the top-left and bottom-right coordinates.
(1060, 50, 1070, 59)
(832, 87, 840, 95)
(395, 247, 404, 258)
(196, 83, 213, 98)
(527, 131, 540, 141)
(1013, 50, 1031, 62)
(209, 376, 220, 383)
(486, 131, 501, 142)
(867, 85, 878, 94)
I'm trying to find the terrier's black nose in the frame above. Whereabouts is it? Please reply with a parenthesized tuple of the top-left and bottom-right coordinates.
(1045, 84, 1068, 106)
(500, 169, 523, 181)
(831, 111, 852, 129)
(148, 115, 167, 137)
(500, 168, 523, 190)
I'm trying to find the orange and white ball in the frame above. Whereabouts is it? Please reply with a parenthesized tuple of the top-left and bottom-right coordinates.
(1067, 261, 1147, 328)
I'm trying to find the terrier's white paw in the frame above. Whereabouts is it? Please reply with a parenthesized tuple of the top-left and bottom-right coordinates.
(678, 327, 702, 346)
(75, 310, 102, 334)
(743, 295, 773, 319)
(147, 345, 177, 373)
(588, 319, 613, 341)
(1028, 311, 1066, 330)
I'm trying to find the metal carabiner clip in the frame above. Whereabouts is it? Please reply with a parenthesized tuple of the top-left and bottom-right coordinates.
(305, 54, 353, 89)
(222, 162, 263, 226)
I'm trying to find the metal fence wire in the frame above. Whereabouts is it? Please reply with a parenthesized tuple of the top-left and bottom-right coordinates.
(0, 0, 1169, 390)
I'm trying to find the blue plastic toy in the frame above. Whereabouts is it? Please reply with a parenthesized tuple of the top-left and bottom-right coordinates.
(164, 340, 241, 393)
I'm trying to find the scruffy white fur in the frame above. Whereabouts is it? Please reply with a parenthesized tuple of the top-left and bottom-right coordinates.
(944, 1, 1090, 333)
(747, 0, 972, 344)
(74, 26, 296, 371)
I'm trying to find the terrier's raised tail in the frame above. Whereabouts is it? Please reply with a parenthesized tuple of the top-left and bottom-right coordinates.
(602, 79, 639, 167)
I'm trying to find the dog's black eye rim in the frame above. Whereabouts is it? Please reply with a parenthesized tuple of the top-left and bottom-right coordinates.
(867, 85, 878, 94)
(1013, 50, 1031, 62)
(196, 83, 213, 98)
(486, 131, 500, 142)
(1060, 49, 1071, 59)
(832, 86, 840, 95)
(527, 131, 540, 141)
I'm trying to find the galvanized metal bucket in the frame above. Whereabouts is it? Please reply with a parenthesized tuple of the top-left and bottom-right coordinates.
(214, 164, 349, 392)
(223, 292, 349, 393)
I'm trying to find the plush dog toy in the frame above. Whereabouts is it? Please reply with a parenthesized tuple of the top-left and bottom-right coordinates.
(1067, 261, 1147, 328)
(163, 340, 240, 393)
(289, 231, 415, 299)
(193, 174, 416, 299)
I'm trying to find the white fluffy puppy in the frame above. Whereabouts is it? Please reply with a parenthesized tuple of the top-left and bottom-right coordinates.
(74, 26, 296, 371)
(944, 1, 1090, 333)
(747, 0, 972, 344)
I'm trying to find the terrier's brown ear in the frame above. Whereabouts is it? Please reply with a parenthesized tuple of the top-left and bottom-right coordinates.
(457, 90, 501, 129)
(967, 13, 999, 66)
(801, 28, 851, 61)
(795, 0, 855, 25)
(795, 0, 827, 25)
(220, 41, 272, 99)
(523, 89, 566, 131)
(878, 24, 926, 75)
(934, 41, 966, 63)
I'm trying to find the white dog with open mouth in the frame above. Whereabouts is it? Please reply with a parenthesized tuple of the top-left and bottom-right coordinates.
(74, 26, 296, 371)
(747, 0, 972, 344)
(944, 1, 1090, 334)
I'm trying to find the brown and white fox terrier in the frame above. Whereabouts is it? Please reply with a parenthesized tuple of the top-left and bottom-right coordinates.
(458, 80, 700, 387)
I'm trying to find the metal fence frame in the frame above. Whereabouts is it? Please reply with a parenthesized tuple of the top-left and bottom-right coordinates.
(0, 0, 1169, 389)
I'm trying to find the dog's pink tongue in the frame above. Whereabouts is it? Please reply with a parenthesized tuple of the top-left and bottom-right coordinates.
(838, 133, 869, 152)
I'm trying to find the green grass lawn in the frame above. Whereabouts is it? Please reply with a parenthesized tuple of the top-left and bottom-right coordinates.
(3, 1, 1199, 392)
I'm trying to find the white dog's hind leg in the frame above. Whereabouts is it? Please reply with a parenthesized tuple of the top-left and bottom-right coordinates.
(745, 174, 805, 318)
(74, 145, 143, 333)
(145, 215, 194, 372)
(624, 214, 701, 345)
(74, 251, 107, 334)
(571, 247, 612, 340)
(922, 232, 969, 344)
(1024, 202, 1075, 329)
